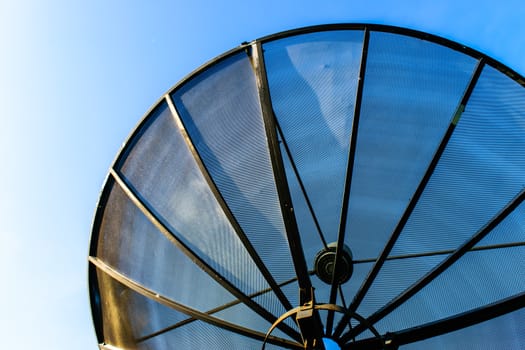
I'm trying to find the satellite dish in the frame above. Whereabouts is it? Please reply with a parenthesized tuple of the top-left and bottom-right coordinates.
(88, 24, 525, 350)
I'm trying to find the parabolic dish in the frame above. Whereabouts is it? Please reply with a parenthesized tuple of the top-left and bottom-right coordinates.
(88, 24, 525, 349)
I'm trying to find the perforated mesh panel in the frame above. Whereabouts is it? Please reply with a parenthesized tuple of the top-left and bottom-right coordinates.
(96, 180, 236, 312)
(264, 30, 364, 247)
(96, 269, 188, 349)
(376, 203, 525, 332)
(392, 65, 525, 254)
(171, 53, 296, 284)
(118, 102, 272, 299)
(347, 31, 477, 261)
(358, 63, 525, 320)
(96, 269, 291, 350)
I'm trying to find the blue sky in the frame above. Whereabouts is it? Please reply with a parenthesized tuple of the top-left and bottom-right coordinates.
(0, 1, 523, 349)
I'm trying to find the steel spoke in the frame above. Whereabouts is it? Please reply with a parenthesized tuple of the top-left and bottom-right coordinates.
(325, 27, 370, 336)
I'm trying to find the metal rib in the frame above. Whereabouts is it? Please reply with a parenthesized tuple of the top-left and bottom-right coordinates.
(109, 169, 302, 342)
(275, 119, 328, 249)
(137, 274, 300, 343)
(333, 58, 486, 339)
(89, 256, 303, 350)
(353, 241, 525, 264)
(341, 291, 525, 349)
(165, 95, 293, 312)
(325, 27, 370, 336)
(386, 290, 525, 347)
(250, 41, 313, 302)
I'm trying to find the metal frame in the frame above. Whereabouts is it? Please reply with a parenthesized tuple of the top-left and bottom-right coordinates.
(88, 23, 525, 349)
(89, 174, 117, 344)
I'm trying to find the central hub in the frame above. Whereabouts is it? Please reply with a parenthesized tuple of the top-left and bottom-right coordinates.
(314, 242, 353, 285)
